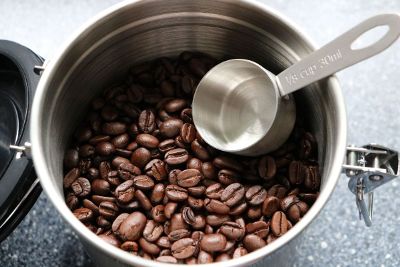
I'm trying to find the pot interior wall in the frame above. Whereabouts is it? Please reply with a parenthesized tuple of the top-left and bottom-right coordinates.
(39, 0, 338, 207)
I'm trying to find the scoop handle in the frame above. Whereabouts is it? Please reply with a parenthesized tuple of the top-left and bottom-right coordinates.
(276, 14, 400, 96)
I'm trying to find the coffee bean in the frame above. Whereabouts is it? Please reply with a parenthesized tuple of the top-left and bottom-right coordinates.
(271, 211, 289, 237)
(165, 99, 187, 113)
(156, 236, 171, 248)
(130, 147, 152, 169)
(66, 193, 79, 210)
(143, 220, 163, 242)
(158, 139, 176, 153)
(111, 133, 129, 148)
(164, 202, 178, 219)
(92, 195, 116, 205)
(180, 108, 193, 123)
(73, 207, 93, 222)
(205, 183, 224, 199)
(136, 133, 159, 149)
(160, 118, 183, 138)
(177, 169, 202, 188)
(262, 196, 280, 217)
(213, 156, 243, 173)
(106, 170, 121, 186)
(115, 180, 135, 203)
(289, 161, 305, 185)
(165, 185, 188, 202)
(133, 175, 155, 190)
(170, 213, 189, 232)
(204, 199, 230, 215)
(182, 206, 196, 225)
(229, 201, 248, 216)
(221, 183, 245, 207)
(187, 158, 202, 171)
(299, 132, 316, 159)
(243, 234, 266, 252)
(299, 192, 319, 205)
(180, 123, 196, 143)
(98, 233, 121, 247)
(117, 162, 140, 180)
(151, 183, 165, 204)
(144, 159, 167, 181)
(187, 186, 206, 197)
(99, 201, 119, 219)
(280, 195, 300, 211)
(200, 234, 226, 252)
(139, 238, 160, 255)
(113, 211, 146, 241)
(245, 185, 267, 206)
(233, 247, 248, 258)
(89, 135, 111, 145)
(79, 144, 95, 158)
(164, 148, 189, 165)
(197, 250, 213, 264)
(64, 149, 79, 169)
(63, 168, 80, 188)
(268, 184, 288, 199)
(151, 204, 167, 223)
(202, 162, 217, 180)
(245, 221, 269, 239)
(71, 177, 91, 197)
(287, 201, 309, 223)
(216, 253, 231, 262)
(206, 214, 230, 227)
(169, 229, 191, 241)
(218, 169, 239, 185)
(156, 256, 177, 263)
(121, 241, 139, 252)
(102, 122, 127, 136)
(191, 140, 210, 161)
(171, 238, 196, 259)
(304, 165, 321, 190)
(188, 196, 204, 210)
(219, 222, 245, 241)
(138, 110, 156, 133)
(135, 189, 152, 211)
(247, 206, 262, 220)
(258, 155, 276, 180)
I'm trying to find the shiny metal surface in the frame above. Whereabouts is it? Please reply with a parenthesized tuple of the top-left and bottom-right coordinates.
(193, 14, 400, 156)
(193, 59, 295, 155)
(30, 0, 347, 266)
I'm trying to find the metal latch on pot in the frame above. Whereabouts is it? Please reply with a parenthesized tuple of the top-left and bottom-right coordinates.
(343, 144, 399, 226)
(9, 142, 32, 159)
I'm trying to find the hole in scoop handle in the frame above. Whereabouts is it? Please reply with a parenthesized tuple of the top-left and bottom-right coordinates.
(276, 14, 400, 96)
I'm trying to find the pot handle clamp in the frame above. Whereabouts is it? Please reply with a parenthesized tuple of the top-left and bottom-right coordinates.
(342, 144, 399, 226)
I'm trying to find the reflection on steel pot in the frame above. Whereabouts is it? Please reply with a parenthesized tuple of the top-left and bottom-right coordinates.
(23, 0, 398, 267)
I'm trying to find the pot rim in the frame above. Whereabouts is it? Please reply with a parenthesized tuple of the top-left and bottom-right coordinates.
(30, 0, 347, 266)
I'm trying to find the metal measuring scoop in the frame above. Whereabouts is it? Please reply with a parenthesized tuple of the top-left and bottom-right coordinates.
(193, 14, 400, 156)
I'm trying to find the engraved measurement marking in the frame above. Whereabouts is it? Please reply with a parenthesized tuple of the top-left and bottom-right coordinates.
(285, 49, 342, 85)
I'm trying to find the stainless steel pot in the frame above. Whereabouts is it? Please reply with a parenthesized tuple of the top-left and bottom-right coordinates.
(26, 0, 398, 266)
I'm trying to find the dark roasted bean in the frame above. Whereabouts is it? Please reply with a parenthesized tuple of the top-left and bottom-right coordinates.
(219, 222, 245, 241)
(165, 185, 188, 202)
(135, 190, 152, 211)
(213, 156, 243, 173)
(271, 211, 289, 237)
(164, 202, 178, 219)
(98, 233, 121, 247)
(143, 220, 163, 242)
(243, 234, 266, 252)
(73, 207, 93, 222)
(304, 165, 321, 190)
(206, 214, 230, 227)
(164, 148, 189, 165)
(197, 250, 213, 264)
(200, 234, 226, 252)
(99, 201, 119, 219)
(221, 183, 245, 207)
(71, 177, 91, 197)
(115, 180, 135, 203)
(188, 196, 204, 210)
(187, 186, 206, 197)
(245, 221, 269, 239)
(102, 122, 127, 136)
(130, 147, 152, 169)
(262, 196, 280, 217)
(204, 198, 230, 215)
(160, 118, 183, 138)
(64, 149, 79, 169)
(112, 211, 146, 241)
(151, 183, 165, 204)
(180, 123, 196, 143)
(258, 155, 276, 179)
(138, 110, 156, 133)
(136, 133, 159, 149)
(139, 238, 160, 255)
(205, 183, 224, 200)
(171, 238, 196, 259)
(63, 168, 80, 188)
(289, 160, 306, 185)
(187, 158, 202, 171)
(245, 185, 267, 206)
(177, 169, 202, 188)
(151, 204, 167, 223)
(202, 162, 217, 180)
(158, 139, 176, 153)
(218, 169, 239, 185)
(191, 139, 210, 161)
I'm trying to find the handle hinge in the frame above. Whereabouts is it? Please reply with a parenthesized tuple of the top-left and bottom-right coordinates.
(343, 144, 399, 226)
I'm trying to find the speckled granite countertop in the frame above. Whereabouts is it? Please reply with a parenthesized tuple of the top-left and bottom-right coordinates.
(1, 0, 399, 266)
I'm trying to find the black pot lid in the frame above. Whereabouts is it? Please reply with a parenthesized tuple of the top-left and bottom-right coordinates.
(0, 40, 43, 242)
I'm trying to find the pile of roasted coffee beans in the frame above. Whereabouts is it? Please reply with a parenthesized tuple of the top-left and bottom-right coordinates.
(63, 51, 321, 264)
